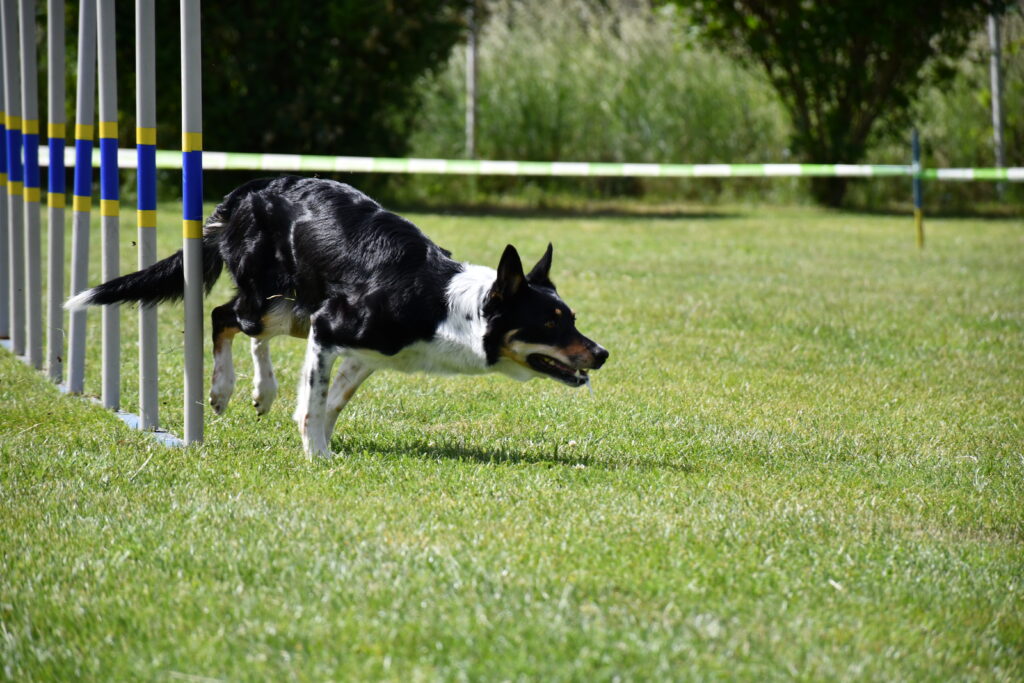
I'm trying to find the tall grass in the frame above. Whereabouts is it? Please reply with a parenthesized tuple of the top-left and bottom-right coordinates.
(402, 0, 794, 204)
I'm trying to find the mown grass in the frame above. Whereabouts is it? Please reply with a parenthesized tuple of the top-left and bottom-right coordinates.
(2, 201, 1022, 680)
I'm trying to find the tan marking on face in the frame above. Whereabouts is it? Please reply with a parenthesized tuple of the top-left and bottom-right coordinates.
(564, 341, 590, 358)
(554, 308, 562, 316)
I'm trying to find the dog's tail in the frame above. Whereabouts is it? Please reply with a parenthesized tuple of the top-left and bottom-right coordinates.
(65, 223, 225, 311)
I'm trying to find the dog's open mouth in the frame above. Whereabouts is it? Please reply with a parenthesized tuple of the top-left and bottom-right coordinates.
(527, 353, 589, 387)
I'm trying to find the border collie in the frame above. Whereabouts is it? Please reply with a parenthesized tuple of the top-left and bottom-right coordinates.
(67, 176, 608, 458)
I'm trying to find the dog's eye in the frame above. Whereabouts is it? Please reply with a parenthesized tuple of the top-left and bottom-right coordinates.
(545, 320, 556, 329)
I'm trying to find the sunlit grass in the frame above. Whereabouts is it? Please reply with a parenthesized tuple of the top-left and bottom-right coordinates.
(1, 201, 1022, 679)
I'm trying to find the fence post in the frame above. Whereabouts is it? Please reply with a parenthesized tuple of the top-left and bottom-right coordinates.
(912, 128, 923, 249)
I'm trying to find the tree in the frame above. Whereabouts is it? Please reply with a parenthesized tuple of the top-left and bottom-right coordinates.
(663, 0, 1005, 206)
(90, 0, 467, 196)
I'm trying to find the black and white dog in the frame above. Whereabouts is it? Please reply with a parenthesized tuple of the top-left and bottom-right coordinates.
(67, 176, 608, 458)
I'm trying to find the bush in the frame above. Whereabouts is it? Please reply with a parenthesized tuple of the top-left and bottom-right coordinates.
(400, 0, 792, 205)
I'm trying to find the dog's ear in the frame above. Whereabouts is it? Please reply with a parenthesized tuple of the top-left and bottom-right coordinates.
(526, 242, 554, 288)
(492, 244, 526, 302)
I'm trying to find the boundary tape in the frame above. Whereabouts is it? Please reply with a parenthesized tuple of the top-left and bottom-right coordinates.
(32, 146, 1024, 181)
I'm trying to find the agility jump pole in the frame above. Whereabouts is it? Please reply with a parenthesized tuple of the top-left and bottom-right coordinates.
(45, 0, 64, 383)
(182, 0, 204, 445)
(2, 0, 24, 358)
(137, 0, 159, 429)
(66, 0, 95, 395)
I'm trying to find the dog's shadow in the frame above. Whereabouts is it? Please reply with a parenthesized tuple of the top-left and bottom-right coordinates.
(325, 434, 694, 473)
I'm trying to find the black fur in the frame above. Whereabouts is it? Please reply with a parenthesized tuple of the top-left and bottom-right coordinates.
(85, 176, 464, 355)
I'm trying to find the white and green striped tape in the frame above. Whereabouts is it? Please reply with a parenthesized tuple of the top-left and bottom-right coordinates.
(34, 146, 1024, 181)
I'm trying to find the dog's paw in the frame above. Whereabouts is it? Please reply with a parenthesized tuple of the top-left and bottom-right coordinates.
(209, 391, 229, 415)
(302, 434, 332, 460)
(251, 385, 277, 415)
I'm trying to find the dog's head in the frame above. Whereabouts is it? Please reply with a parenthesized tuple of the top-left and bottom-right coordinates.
(484, 243, 608, 387)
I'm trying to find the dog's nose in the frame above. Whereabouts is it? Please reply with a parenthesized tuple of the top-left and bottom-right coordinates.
(592, 345, 609, 369)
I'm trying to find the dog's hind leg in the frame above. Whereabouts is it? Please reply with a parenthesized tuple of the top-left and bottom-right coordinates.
(294, 323, 339, 458)
(250, 337, 278, 415)
(210, 302, 241, 414)
(248, 300, 310, 415)
(324, 357, 373, 445)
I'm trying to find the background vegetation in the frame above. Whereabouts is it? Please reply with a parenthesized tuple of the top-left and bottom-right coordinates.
(401, 0, 1023, 209)
(21, 0, 1017, 209)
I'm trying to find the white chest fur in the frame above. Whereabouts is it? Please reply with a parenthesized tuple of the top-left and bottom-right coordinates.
(348, 264, 496, 376)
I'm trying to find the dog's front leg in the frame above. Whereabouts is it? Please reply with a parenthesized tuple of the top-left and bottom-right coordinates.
(324, 357, 373, 445)
(294, 326, 339, 459)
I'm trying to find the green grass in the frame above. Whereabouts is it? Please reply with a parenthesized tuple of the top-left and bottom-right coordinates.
(2, 202, 1022, 680)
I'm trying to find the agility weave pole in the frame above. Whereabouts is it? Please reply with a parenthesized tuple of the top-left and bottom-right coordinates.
(97, 0, 118, 411)
(0, 0, 196, 449)
(65, 0, 94, 396)
(45, 0, 64, 384)
(136, 0, 158, 430)
(2, 0, 24, 359)
(181, 0, 203, 445)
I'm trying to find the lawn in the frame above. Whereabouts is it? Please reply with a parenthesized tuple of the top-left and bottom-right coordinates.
(1, 200, 1022, 679)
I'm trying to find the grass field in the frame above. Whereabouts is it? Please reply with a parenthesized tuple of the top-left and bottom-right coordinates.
(1, 201, 1022, 679)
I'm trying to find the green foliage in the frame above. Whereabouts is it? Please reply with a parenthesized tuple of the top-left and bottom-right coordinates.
(57, 1, 467, 196)
(2, 204, 1023, 678)
(662, 0, 1003, 205)
(404, 0, 792, 204)
(854, 10, 1024, 209)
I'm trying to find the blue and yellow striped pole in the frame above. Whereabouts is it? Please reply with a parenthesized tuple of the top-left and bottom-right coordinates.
(97, 0, 119, 410)
(0, 101, 7, 340)
(136, 0, 158, 429)
(21, 0, 43, 370)
(182, 0, 203, 444)
(2, 0, 24, 357)
(66, 0, 95, 395)
(46, 0, 66, 383)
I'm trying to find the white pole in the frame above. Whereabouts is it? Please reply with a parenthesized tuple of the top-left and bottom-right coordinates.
(66, 0, 95, 395)
(21, 0, 42, 370)
(181, 0, 203, 444)
(45, 0, 65, 383)
(136, 0, 158, 429)
(465, 0, 477, 159)
(97, 0, 119, 410)
(2, 0, 24, 357)
(988, 12, 1005, 199)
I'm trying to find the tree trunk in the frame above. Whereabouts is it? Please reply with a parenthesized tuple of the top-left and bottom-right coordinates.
(809, 176, 848, 207)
